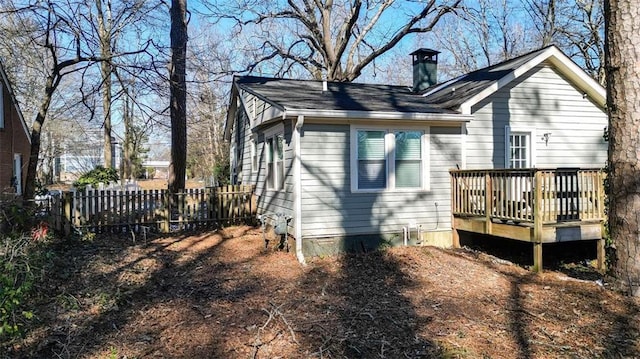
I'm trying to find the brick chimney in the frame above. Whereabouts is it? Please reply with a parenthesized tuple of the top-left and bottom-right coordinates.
(411, 48, 440, 93)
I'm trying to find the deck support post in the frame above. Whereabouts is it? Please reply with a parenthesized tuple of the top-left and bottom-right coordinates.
(596, 238, 606, 273)
(533, 242, 543, 272)
(533, 171, 544, 272)
(484, 173, 493, 235)
(452, 227, 460, 248)
(451, 173, 460, 248)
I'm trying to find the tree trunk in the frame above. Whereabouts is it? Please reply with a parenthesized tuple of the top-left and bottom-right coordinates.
(23, 74, 57, 200)
(168, 0, 188, 193)
(96, 0, 113, 168)
(605, 0, 640, 296)
(122, 95, 133, 180)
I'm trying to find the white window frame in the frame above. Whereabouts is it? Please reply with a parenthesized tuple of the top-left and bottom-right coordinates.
(264, 124, 285, 191)
(505, 126, 536, 168)
(350, 124, 430, 193)
(250, 134, 258, 173)
(13, 153, 22, 195)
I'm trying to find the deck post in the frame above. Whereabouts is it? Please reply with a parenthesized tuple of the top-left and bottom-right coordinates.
(596, 238, 606, 273)
(451, 173, 460, 248)
(533, 242, 543, 271)
(533, 170, 544, 272)
(485, 173, 492, 235)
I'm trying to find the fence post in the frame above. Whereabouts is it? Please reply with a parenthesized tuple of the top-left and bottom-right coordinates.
(63, 192, 72, 236)
(162, 190, 170, 233)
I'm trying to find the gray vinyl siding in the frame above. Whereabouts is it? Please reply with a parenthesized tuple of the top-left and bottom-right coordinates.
(234, 107, 251, 184)
(253, 121, 295, 219)
(233, 93, 295, 223)
(300, 123, 460, 238)
(467, 63, 607, 169)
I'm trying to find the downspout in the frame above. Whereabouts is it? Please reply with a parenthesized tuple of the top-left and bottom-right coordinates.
(294, 115, 306, 264)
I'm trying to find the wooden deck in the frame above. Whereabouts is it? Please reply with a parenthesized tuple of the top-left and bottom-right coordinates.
(450, 168, 606, 271)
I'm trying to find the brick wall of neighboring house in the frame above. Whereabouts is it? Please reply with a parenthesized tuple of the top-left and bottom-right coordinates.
(0, 79, 30, 194)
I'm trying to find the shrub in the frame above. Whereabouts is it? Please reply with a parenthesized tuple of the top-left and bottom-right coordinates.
(0, 232, 42, 340)
(73, 166, 119, 191)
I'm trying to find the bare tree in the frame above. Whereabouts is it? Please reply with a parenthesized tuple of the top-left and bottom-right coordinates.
(425, 0, 535, 78)
(168, 0, 187, 193)
(0, 1, 150, 200)
(604, 0, 640, 296)
(525, 0, 605, 84)
(95, 0, 114, 168)
(205, 0, 462, 82)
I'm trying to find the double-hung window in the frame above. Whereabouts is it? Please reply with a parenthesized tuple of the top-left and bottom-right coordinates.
(352, 126, 429, 192)
(266, 134, 284, 190)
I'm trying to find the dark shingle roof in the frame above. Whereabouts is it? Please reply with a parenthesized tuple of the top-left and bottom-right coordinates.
(234, 46, 554, 113)
(235, 77, 457, 114)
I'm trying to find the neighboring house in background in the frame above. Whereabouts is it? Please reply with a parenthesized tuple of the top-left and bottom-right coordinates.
(0, 60, 30, 195)
(225, 45, 608, 263)
(57, 153, 103, 182)
(56, 133, 121, 182)
(142, 160, 170, 179)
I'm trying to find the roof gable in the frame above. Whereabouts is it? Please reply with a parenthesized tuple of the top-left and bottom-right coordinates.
(225, 45, 605, 138)
(421, 45, 606, 114)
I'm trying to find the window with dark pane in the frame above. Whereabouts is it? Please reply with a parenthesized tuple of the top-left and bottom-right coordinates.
(357, 130, 386, 189)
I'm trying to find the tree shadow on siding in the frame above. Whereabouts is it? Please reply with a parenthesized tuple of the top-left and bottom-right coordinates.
(298, 120, 446, 357)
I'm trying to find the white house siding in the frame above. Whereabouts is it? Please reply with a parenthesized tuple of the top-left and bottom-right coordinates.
(299, 123, 461, 240)
(467, 63, 608, 169)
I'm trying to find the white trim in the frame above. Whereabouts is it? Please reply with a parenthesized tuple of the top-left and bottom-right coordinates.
(264, 123, 285, 191)
(461, 124, 467, 169)
(250, 134, 258, 173)
(460, 46, 606, 114)
(263, 122, 284, 138)
(13, 153, 22, 195)
(251, 97, 257, 122)
(293, 115, 305, 264)
(350, 124, 430, 193)
(285, 109, 472, 122)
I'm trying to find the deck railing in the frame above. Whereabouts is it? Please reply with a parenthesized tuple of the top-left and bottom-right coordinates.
(450, 168, 605, 224)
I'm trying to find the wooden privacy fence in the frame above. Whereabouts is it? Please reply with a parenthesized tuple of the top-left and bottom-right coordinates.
(48, 185, 256, 235)
(450, 168, 605, 224)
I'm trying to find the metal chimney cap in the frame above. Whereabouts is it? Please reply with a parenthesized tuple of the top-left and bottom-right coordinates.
(410, 48, 441, 56)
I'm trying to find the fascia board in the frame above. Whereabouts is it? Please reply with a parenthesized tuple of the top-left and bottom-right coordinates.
(282, 108, 472, 122)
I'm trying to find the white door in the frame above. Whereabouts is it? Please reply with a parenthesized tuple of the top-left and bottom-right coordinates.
(13, 154, 22, 195)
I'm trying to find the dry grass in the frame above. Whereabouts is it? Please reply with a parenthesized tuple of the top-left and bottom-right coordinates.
(5, 226, 639, 358)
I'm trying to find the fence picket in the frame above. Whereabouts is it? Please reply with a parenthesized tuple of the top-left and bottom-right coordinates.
(49, 185, 255, 235)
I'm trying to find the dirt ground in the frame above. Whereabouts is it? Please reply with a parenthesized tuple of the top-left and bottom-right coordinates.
(5, 226, 640, 358)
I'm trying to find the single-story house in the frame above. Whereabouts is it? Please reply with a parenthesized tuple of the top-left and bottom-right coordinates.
(0, 60, 30, 195)
(225, 45, 608, 265)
